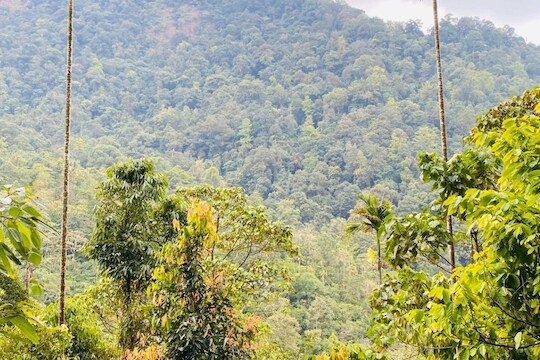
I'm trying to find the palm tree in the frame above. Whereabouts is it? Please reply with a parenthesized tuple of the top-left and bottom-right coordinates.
(431, 0, 455, 269)
(59, 0, 74, 325)
(346, 193, 392, 284)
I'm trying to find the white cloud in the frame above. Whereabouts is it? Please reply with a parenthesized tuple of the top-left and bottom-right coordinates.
(344, 0, 539, 45)
(515, 20, 540, 45)
(363, 0, 442, 29)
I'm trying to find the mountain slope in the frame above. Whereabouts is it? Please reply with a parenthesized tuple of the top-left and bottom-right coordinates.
(0, 2, 539, 350)
(1, 0, 539, 223)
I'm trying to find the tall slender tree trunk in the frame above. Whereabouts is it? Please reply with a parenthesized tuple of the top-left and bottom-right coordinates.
(432, 0, 455, 269)
(59, 0, 74, 326)
(377, 236, 382, 284)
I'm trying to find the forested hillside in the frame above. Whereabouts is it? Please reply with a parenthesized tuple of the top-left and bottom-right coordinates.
(1, 0, 540, 358)
(2, 0, 539, 221)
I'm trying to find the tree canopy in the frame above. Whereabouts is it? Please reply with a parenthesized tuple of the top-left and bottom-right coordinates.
(370, 88, 540, 359)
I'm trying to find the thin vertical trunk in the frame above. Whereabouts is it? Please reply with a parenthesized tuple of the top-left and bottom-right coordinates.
(59, 0, 74, 326)
(446, 216, 455, 268)
(433, 0, 448, 162)
(377, 236, 382, 284)
(25, 261, 32, 289)
(432, 0, 455, 269)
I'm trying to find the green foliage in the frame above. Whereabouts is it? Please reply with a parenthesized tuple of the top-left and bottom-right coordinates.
(370, 268, 453, 356)
(1, 279, 118, 360)
(46, 294, 119, 359)
(2, 0, 539, 232)
(346, 193, 393, 283)
(150, 202, 258, 358)
(307, 340, 389, 360)
(85, 162, 297, 355)
(148, 187, 296, 357)
(385, 212, 450, 269)
(370, 89, 540, 358)
(239, 118, 253, 151)
(473, 87, 540, 133)
(86, 159, 168, 296)
(346, 194, 392, 238)
(418, 148, 499, 200)
(0, 273, 37, 344)
(0, 273, 27, 312)
(85, 159, 168, 349)
(1, 0, 540, 356)
(0, 185, 44, 345)
(176, 187, 298, 290)
(265, 312, 302, 355)
(0, 323, 72, 360)
(291, 271, 323, 303)
(277, 219, 375, 357)
(176, 186, 297, 304)
(177, 186, 296, 256)
(0, 185, 42, 277)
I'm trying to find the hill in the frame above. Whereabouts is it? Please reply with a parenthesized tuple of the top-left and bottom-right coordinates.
(0, 0, 539, 355)
(2, 0, 539, 222)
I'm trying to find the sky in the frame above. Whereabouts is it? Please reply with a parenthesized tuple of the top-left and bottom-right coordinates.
(344, 0, 540, 45)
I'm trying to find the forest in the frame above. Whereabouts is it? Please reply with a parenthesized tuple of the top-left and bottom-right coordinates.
(1, 0, 540, 358)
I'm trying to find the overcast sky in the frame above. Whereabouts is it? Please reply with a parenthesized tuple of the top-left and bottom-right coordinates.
(345, 0, 540, 45)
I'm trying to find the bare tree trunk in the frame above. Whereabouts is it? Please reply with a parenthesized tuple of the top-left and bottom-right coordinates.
(59, 0, 74, 326)
(432, 0, 455, 270)
(377, 236, 382, 284)
(25, 261, 32, 289)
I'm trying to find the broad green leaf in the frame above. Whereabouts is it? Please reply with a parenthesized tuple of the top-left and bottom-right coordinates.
(0, 329, 33, 345)
(414, 310, 424, 322)
(30, 229, 41, 248)
(21, 205, 41, 219)
(9, 316, 38, 345)
(6, 227, 26, 257)
(429, 286, 444, 300)
(0, 247, 12, 274)
(442, 289, 450, 303)
(29, 279, 44, 296)
(28, 252, 42, 266)
(8, 207, 22, 218)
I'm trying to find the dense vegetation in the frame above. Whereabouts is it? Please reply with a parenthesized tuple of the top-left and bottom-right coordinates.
(369, 88, 540, 359)
(1, 0, 540, 358)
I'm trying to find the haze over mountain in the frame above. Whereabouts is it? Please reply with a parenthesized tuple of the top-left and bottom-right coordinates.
(1, 0, 538, 223)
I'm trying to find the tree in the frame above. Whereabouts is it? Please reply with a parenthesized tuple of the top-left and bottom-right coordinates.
(150, 202, 258, 359)
(346, 193, 392, 284)
(369, 88, 540, 359)
(59, 0, 75, 326)
(431, 0, 455, 269)
(150, 186, 297, 357)
(85, 159, 168, 350)
(175, 186, 297, 303)
(46, 294, 119, 359)
(0, 185, 44, 344)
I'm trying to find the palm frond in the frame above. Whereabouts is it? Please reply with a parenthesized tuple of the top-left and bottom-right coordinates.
(345, 221, 367, 235)
(347, 192, 394, 236)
